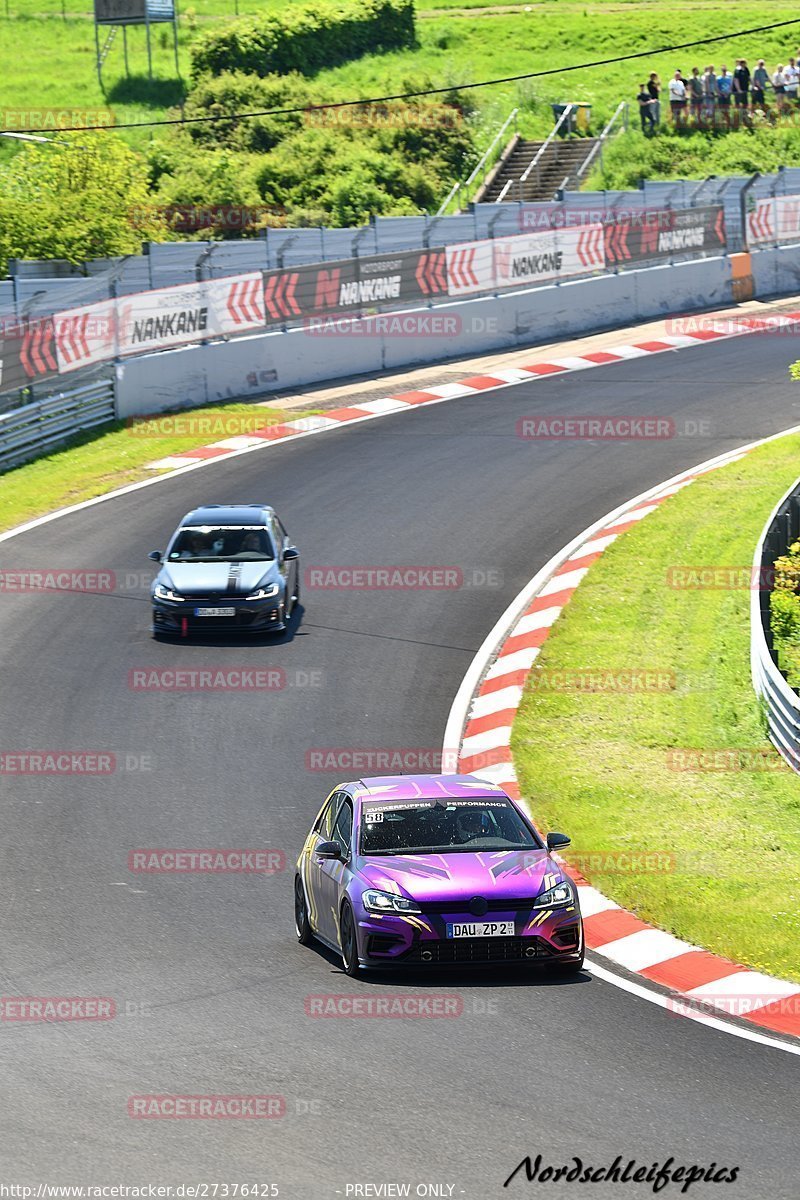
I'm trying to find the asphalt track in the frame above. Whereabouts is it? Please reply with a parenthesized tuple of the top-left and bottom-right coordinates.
(1, 331, 799, 1197)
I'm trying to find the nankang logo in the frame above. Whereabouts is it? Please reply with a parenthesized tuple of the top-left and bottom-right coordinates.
(339, 276, 401, 305)
(510, 250, 563, 277)
(131, 307, 209, 344)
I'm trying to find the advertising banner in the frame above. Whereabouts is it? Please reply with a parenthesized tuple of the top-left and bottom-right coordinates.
(262, 248, 448, 325)
(0, 316, 59, 392)
(493, 225, 605, 289)
(747, 196, 800, 246)
(605, 205, 726, 265)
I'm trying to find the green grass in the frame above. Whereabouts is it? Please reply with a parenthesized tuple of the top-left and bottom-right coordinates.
(0, 400, 316, 533)
(3, 3, 800, 168)
(512, 434, 800, 983)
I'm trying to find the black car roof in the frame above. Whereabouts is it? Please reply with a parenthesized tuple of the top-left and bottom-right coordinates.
(181, 505, 274, 527)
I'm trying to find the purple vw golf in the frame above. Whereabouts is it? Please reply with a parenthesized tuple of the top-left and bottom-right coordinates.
(294, 774, 584, 974)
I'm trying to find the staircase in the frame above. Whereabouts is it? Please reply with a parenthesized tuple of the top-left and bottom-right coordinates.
(477, 136, 599, 204)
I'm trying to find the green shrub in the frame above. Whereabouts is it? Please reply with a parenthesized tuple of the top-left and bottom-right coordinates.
(191, 0, 416, 81)
(0, 133, 170, 274)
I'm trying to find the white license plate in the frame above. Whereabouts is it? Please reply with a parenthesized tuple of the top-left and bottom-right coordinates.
(194, 606, 236, 617)
(446, 921, 515, 939)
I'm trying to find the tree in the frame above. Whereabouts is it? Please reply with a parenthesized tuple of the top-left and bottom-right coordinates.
(0, 133, 170, 275)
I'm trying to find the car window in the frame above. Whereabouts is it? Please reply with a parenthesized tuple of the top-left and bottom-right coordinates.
(314, 792, 341, 839)
(168, 526, 275, 562)
(274, 517, 289, 546)
(331, 799, 353, 857)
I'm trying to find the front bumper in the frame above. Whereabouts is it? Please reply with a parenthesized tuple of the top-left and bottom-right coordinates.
(355, 904, 583, 968)
(152, 596, 285, 635)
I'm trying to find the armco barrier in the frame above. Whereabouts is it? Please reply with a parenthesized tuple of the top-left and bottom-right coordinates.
(114, 254, 735, 417)
(751, 475, 800, 775)
(0, 377, 115, 471)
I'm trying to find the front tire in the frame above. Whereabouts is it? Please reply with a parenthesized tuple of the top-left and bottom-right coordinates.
(339, 901, 360, 977)
(294, 875, 313, 945)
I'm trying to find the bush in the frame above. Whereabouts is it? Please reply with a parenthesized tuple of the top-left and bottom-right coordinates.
(191, 0, 416, 81)
(0, 133, 170, 274)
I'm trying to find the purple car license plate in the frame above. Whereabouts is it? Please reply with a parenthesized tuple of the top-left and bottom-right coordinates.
(446, 920, 515, 938)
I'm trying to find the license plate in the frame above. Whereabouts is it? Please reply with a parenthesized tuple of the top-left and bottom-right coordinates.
(446, 921, 515, 939)
(194, 606, 236, 617)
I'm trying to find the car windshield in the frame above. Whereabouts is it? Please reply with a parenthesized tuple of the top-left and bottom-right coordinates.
(167, 526, 275, 563)
(359, 798, 540, 855)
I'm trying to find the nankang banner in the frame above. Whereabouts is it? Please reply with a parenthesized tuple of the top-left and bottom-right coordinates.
(0, 316, 59, 393)
(746, 195, 800, 246)
(605, 206, 726, 266)
(261, 249, 447, 325)
(445, 226, 605, 297)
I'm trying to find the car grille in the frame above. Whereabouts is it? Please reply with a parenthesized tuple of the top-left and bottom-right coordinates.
(405, 937, 555, 964)
(420, 898, 538, 914)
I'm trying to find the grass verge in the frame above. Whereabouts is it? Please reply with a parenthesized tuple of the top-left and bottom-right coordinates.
(0, 400, 315, 534)
(512, 433, 800, 983)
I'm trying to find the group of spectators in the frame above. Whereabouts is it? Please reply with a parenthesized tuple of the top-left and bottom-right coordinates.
(636, 58, 800, 133)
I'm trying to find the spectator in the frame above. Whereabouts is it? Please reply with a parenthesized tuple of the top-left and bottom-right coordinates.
(668, 69, 687, 126)
(773, 64, 788, 114)
(785, 57, 799, 105)
(752, 59, 769, 110)
(637, 82, 656, 134)
(647, 72, 662, 124)
(733, 58, 750, 109)
(717, 64, 733, 125)
(688, 66, 704, 122)
(702, 64, 718, 124)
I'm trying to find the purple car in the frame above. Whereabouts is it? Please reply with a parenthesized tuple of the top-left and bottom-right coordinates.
(294, 774, 584, 975)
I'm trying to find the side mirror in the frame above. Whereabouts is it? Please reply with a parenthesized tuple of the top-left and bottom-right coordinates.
(315, 840, 342, 860)
(283, 546, 299, 561)
(546, 832, 571, 852)
(148, 550, 162, 563)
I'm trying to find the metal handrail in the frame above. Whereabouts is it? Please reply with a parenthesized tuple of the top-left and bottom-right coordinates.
(508, 103, 577, 202)
(565, 101, 629, 191)
(436, 108, 519, 216)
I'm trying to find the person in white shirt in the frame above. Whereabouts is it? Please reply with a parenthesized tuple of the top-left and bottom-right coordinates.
(784, 58, 799, 105)
(668, 70, 687, 126)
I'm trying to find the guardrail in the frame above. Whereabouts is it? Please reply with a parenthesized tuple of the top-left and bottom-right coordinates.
(0, 377, 115, 471)
(751, 473, 800, 774)
(436, 108, 519, 217)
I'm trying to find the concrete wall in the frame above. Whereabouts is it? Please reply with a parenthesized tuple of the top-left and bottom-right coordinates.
(115, 255, 736, 418)
(750, 243, 800, 299)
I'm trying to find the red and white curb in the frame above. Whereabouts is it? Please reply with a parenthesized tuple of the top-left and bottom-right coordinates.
(144, 312, 800, 471)
(444, 435, 800, 1048)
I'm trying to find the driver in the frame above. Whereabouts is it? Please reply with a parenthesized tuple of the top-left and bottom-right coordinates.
(179, 531, 207, 558)
(453, 808, 486, 844)
(240, 531, 264, 554)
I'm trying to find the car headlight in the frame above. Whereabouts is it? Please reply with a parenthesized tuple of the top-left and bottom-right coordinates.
(532, 879, 573, 908)
(245, 583, 279, 600)
(362, 889, 421, 914)
(154, 583, 184, 602)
